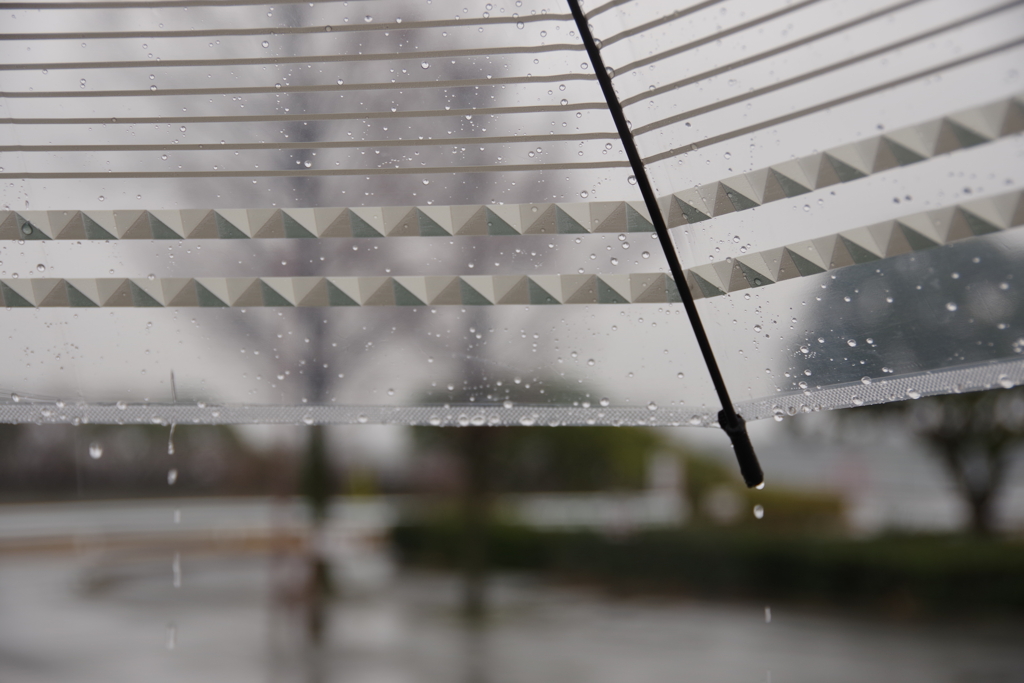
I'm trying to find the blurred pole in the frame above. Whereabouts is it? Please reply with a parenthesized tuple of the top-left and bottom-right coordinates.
(460, 427, 490, 622)
(298, 425, 334, 645)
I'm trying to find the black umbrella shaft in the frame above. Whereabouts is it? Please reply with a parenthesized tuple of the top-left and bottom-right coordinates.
(565, 0, 763, 488)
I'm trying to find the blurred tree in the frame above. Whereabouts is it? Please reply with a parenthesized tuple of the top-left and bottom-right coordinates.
(834, 387, 1024, 536)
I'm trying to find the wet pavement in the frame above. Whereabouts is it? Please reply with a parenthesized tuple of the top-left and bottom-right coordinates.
(1, 549, 1023, 683)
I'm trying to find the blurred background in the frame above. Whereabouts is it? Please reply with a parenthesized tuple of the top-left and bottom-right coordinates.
(3, 0, 1024, 680)
(2, 392, 1024, 683)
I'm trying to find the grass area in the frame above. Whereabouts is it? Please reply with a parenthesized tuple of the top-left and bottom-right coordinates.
(391, 522, 1024, 616)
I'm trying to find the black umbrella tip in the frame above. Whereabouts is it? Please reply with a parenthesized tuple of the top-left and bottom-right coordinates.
(717, 409, 764, 489)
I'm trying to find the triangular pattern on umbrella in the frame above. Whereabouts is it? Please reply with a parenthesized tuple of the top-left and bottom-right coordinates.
(4, 189, 1021, 309)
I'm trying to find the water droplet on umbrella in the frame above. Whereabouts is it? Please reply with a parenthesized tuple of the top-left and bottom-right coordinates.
(998, 374, 1015, 389)
(906, 389, 921, 399)
(627, 175, 637, 185)
(262, 40, 269, 47)
(421, 61, 430, 69)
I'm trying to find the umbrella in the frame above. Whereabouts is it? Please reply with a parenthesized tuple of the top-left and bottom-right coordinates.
(2, 0, 1023, 486)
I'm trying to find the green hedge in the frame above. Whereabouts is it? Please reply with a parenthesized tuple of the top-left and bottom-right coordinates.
(391, 522, 1024, 615)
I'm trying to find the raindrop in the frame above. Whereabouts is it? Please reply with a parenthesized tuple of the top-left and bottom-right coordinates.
(88, 442, 103, 459)
(167, 468, 178, 485)
(172, 553, 181, 587)
(764, 606, 772, 623)
(945, 302, 957, 312)
(166, 624, 177, 651)
(753, 505, 764, 519)
(756, 482, 766, 490)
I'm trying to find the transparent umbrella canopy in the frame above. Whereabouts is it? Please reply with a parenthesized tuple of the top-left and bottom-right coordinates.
(0, 0, 1022, 443)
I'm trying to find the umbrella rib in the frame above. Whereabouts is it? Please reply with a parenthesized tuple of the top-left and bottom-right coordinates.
(565, 0, 763, 488)
(0, 44, 585, 72)
(0, 103, 609, 126)
(630, 0, 1023, 137)
(618, 0, 928, 108)
(0, 0, 420, 8)
(0, 133, 621, 154)
(0, 162, 630, 180)
(0, 74, 598, 99)
(612, 0, 823, 75)
(597, 0, 728, 49)
(0, 14, 573, 40)
(641, 35, 1024, 164)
